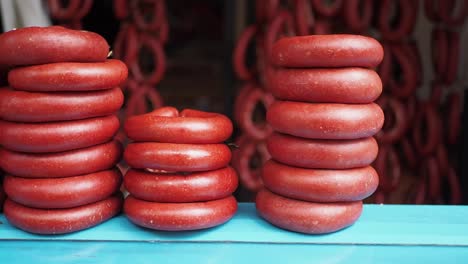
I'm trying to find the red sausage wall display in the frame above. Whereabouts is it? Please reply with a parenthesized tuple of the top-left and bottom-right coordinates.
(258, 34, 384, 234)
(0, 26, 125, 234)
(123, 107, 238, 231)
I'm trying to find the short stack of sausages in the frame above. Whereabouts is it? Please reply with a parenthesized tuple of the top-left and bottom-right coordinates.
(123, 107, 238, 231)
(256, 35, 385, 234)
(0, 26, 127, 234)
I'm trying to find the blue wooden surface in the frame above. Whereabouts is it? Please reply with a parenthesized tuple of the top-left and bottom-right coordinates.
(1, 203, 468, 263)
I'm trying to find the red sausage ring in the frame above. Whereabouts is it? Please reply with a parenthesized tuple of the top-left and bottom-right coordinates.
(70, 0, 93, 20)
(262, 160, 378, 202)
(124, 195, 237, 231)
(233, 25, 258, 81)
(378, 43, 392, 86)
(0, 26, 109, 67)
(125, 107, 233, 144)
(294, 0, 314, 36)
(256, 188, 363, 234)
(4, 169, 122, 209)
(124, 167, 238, 203)
(267, 101, 384, 140)
(47, 0, 81, 20)
(267, 132, 379, 169)
(0, 115, 119, 153)
(412, 103, 440, 156)
(447, 92, 461, 145)
(0, 87, 123, 123)
(125, 81, 164, 117)
(378, 0, 417, 41)
(0, 140, 122, 178)
(113, 0, 129, 19)
(124, 142, 231, 172)
(233, 137, 270, 192)
(8, 59, 128, 92)
(431, 28, 448, 77)
(343, 0, 373, 33)
(130, 33, 166, 85)
(113, 24, 139, 66)
(435, 143, 449, 176)
(310, 0, 343, 17)
(375, 96, 406, 144)
(373, 144, 401, 193)
(238, 88, 274, 140)
(234, 82, 255, 124)
(388, 44, 418, 98)
(400, 137, 418, 169)
(4, 193, 122, 234)
(444, 31, 460, 85)
(265, 11, 295, 63)
(267, 67, 382, 103)
(131, 0, 165, 32)
(271, 34, 384, 68)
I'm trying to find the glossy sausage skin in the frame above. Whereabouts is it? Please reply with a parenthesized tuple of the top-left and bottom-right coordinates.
(0, 140, 122, 178)
(256, 189, 363, 234)
(4, 169, 122, 209)
(262, 160, 378, 202)
(8, 60, 128, 92)
(4, 193, 122, 234)
(0, 26, 109, 67)
(267, 101, 384, 140)
(124, 167, 238, 202)
(125, 107, 233, 144)
(0, 87, 124, 122)
(270, 35, 383, 68)
(0, 115, 119, 153)
(124, 195, 237, 231)
(267, 132, 378, 169)
(267, 67, 382, 103)
(124, 143, 231, 172)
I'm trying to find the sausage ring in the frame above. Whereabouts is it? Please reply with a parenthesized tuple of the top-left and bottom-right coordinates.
(0, 87, 123, 123)
(267, 101, 384, 140)
(234, 82, 255, 124)
(4, 169, 122, 209)
(256, 188, 363, 234)
(267, 132, 378, 169)
(388, 44, 418, 98)
(310, 0, 343, 17)
(378, 0, 417, 41)
(125, 107, 233, 144)
(8, 59, 128, 92)
(270, 34, 384, 68)
(431, 28, 448, 77)
(0, 26, 109, 67)
(262, 160, 378, 202)
(400, 137, 418, 169)
(265, 11, 295, 62)
(0, 140, 122, 178)
(444, 31, 460, 85)
(47, 0, 81, 20)
(4, 193, 122, 234)
(374, 144, 401, 192)
(131, 0, 165, 31)
(113, 24, 139, 66)
(375, 96, 406, 144)
(124, 167, 238, 203)
(447, 92, 461, 145)
(412, 103, 440, 156)
(124, 195, 237, 231)
(267, 67, 382, 103)
(233, 25, 257, 81)
(130, 34, 166, 85)
(124, 142, 231, 172)
(343, 0, 373, 33)
(439, 0, 468, 26)
(0, 115, 119, 153)
(238, 88, 274, 140)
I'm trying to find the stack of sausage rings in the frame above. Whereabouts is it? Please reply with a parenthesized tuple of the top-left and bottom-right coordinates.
(0, 26, 127, 234)
(123, 107, 238, 231)
(256, 35, 385, 234)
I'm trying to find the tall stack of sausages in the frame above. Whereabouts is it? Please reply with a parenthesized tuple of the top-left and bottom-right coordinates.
(123, 107, 238, 231)
(0, 26, 126, 234)
(256, 35, 385, 234)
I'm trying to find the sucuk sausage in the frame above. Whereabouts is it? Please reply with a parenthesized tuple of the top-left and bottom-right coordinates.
(267, 101, 384, 140)
(0, 115, 119, 153)
(0, 26, 109, 67)
(0, 140, 122, 178)
(378, 0, 417, 42)
(270, 35, 383, 68)
(262, 160, 379, 202)
(4, 169, 122, 209)
(310, 0, 343, 17)
(266, 132, 378, 169)
(124, 167, 238, 202)
(124, 143, 231, 172)
(4, 193, 122, 234)
(267, 67, 382, 103)
(375, 96, 406, 144)
(8, 59, 128, 92)
(124, 195, 237, 231)
(0, 87, 124, 122)
(125, 107, 233, 144)
(343, 0, 373, 33)
(255, 188, 363, 234)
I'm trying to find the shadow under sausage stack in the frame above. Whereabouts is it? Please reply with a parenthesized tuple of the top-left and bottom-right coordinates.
(256, 35, 385, 234)
(0, 26, 127, 234)
(123, 107, 238, 231)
